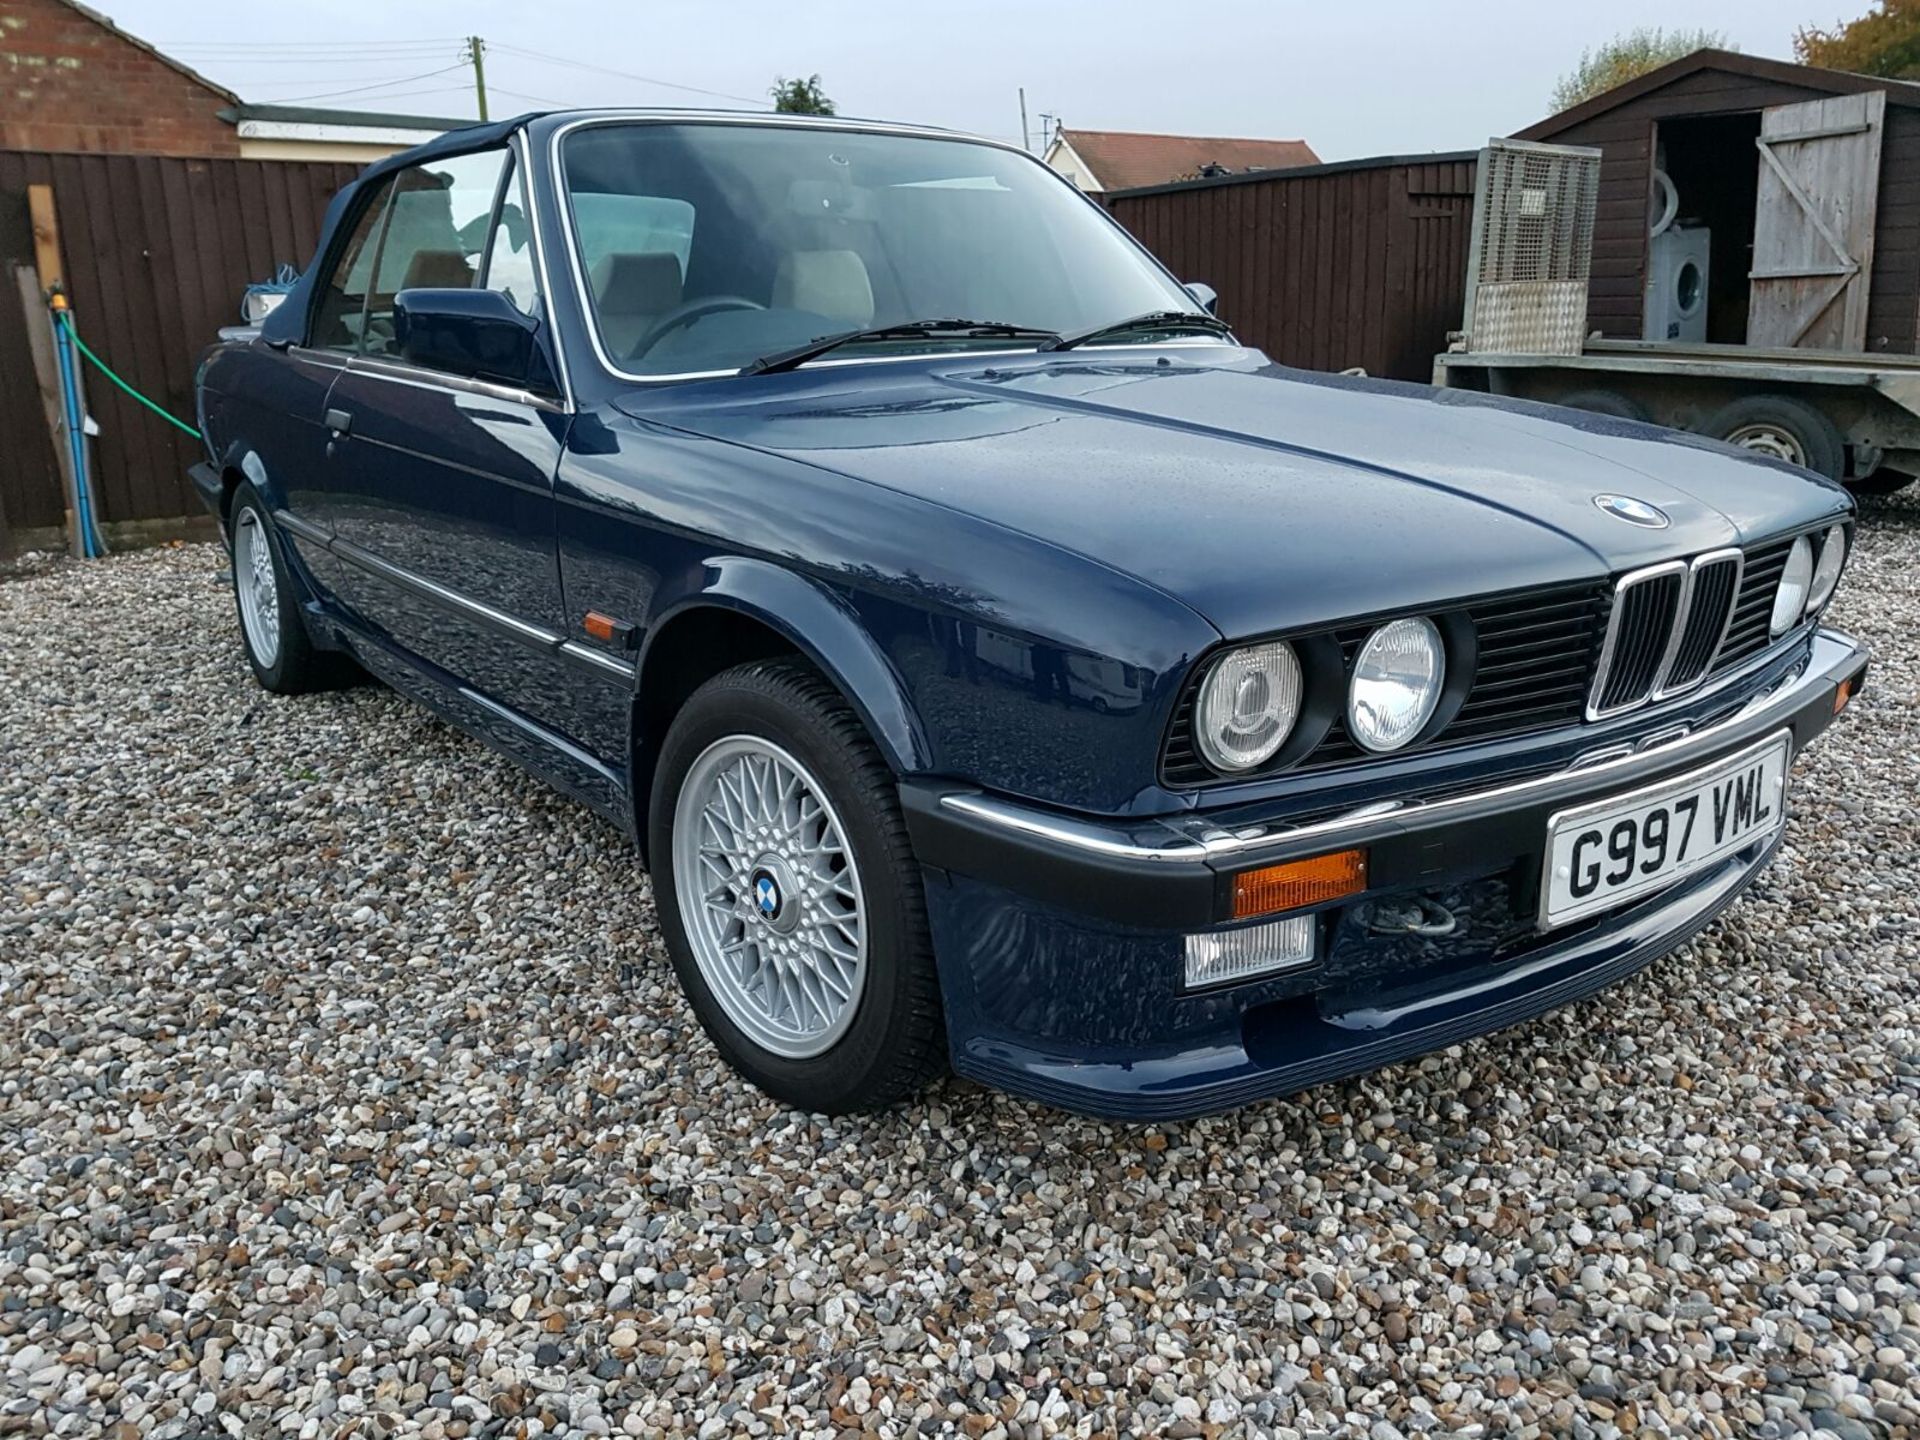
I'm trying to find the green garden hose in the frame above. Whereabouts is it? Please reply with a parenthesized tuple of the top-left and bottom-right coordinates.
(55, 309, 202, 440)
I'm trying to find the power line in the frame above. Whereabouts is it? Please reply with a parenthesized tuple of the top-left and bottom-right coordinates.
(158, 38, 461, 51)
(253, 86, 475, 110)
(263, 63, 470, 104)
(488, 43, 764, 106)
(486, 84, 579, 109)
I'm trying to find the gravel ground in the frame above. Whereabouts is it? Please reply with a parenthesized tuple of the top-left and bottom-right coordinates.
(3, 496, 1919, 1440)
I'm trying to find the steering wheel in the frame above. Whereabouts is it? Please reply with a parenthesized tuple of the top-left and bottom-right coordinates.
(633, 294, 765, 358)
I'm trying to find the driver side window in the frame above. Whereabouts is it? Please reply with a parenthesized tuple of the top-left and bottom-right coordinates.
(360, 149, 508, 358)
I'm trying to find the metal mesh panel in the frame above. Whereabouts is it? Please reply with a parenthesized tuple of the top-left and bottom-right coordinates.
(1464, 140, 1602, 355)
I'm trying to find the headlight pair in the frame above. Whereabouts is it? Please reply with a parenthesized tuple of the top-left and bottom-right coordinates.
(1770, 524, 1847, 637)
(1194, 616, 1448, 773)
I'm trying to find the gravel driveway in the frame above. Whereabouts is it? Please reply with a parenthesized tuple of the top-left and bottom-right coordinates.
(4, 497, 1919, 1440)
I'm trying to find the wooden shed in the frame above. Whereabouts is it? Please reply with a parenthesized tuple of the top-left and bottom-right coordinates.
(1103, 152, 1479, 381)
(1518, 49, 1920, 356)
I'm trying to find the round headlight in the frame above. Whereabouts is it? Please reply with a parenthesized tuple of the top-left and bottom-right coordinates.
(1195, 641, 1301, 772)
(1770, 534, 1814, 636)
(1348, 617, 1445, 753)
(1807, 524, 1846, 613)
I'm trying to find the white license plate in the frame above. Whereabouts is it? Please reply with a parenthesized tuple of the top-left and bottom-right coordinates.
(1540, 733, 1791, 929)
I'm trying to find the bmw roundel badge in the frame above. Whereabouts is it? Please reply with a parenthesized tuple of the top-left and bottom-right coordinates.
(753, 873, 781, 918)
(1593, 493, 1671, 529)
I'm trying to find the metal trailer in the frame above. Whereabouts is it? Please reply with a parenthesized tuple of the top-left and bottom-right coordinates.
(1434, 137, 1919, 495)
(1432, 339, 1920, 494)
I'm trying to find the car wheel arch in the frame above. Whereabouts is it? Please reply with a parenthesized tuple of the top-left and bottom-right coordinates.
(628, 561, 933, 857)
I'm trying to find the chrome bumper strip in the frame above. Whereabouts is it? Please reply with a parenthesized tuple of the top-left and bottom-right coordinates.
(939, 629, 1860, 866)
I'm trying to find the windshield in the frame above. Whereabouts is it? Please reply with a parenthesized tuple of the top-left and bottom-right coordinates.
(559, 121, 1205, 376)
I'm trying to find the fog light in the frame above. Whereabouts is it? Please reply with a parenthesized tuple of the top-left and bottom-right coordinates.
(1184, 914, 1315, 988)
(1231, 848, 1369, 920)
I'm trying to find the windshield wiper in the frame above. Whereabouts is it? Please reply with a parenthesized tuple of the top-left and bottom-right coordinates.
(742, 318, 1058, 375)
(1038, 309, 1234, 353)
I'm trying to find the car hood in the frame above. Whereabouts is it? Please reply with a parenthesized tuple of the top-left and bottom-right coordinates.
(620, 351, 1852, 639)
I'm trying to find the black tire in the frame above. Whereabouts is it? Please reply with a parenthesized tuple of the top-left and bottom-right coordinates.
(648, 658, 946, 1113)
(1553, 388, 1652, 423)
(227, 484, 359, 694)
(1703, 394, 1845, 480)
(1845, 466, 1916, 497)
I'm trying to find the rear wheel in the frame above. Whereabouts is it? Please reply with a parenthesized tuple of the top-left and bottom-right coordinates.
(1703, 394, 1845, 480)
(649, 659, 945, 1113)
(228, 485, 357, 693)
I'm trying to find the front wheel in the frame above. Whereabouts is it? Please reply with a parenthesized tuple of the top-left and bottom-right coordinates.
(648, 659, 945, 1113)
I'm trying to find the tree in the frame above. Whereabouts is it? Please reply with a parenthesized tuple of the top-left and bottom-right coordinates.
(1550, 28, 1731, 112)
(1797, 1, 1920, 78)
(770, 74, 835, 115)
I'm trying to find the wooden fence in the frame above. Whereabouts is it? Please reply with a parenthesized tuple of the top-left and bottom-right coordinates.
(0, 146, 1483, 551)
(0, 150, 358, 547)
(1105, 152, 1480, 383)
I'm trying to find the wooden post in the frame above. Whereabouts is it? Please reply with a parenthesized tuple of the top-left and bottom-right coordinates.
(26, 184, 62, 292)
(22, 184, 90, 557)
(14, 263, 81, 558)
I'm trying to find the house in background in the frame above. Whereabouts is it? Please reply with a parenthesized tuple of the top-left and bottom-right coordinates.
(0, 0, 459, 160)
(0, 0, 239, 155)
(219, 104, 465, 163)
(1044, 127, 1319, 193)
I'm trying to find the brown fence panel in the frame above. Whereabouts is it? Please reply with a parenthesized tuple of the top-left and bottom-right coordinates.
(0, 149, 360, 541)
(1104, 153, 1480, 383)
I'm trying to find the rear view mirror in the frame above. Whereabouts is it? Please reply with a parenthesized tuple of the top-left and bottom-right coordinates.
(1185, 281, 1219, 314)
(394, 288, 540, 387)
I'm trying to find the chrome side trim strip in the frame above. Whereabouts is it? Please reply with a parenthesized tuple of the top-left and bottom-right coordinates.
(272, 510, 638, 682)
(331, 535, 559, 648)
(559, 639, 635, 680)
(344, 356, 567, 415)
(274, 510, 331, 547)
(939, 630, 1854, 866)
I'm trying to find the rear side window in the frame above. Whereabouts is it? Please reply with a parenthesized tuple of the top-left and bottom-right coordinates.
(360, 149, 508, 357)
(310, 176, 394, 351)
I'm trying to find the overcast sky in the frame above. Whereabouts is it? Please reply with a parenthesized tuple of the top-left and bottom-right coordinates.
(109, 0, 1829, 160)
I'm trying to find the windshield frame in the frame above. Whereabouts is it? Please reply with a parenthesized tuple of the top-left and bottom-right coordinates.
(548, 112, 1231, 384)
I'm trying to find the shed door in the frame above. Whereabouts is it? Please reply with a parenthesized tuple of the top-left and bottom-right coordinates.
(1747, 91, 1885, 350)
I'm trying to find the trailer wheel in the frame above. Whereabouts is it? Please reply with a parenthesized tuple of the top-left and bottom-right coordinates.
(1703, 394, 1844, 480)
(1553, 389, 1652, 423)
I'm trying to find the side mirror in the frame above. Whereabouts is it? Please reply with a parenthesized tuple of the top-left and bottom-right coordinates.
(394, 288, 541, 388)
(1184, 281, 1219, 314)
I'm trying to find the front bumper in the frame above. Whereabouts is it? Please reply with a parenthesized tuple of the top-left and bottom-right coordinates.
(902, 628, 1868, 1121)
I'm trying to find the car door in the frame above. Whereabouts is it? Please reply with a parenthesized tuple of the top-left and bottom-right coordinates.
(239, 172, 396, 606)
(319, 147, 582, 741)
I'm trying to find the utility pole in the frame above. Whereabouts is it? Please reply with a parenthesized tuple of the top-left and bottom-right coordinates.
(467, 35, 489, 121)
(1019, 87, 1031, 153)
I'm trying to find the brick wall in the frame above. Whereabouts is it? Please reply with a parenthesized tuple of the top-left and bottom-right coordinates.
(0, 0, 236, 156)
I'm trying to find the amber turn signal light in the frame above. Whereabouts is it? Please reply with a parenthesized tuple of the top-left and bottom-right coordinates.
(1230, 848, 1369, 920)
(1834, 678, 1855, 715)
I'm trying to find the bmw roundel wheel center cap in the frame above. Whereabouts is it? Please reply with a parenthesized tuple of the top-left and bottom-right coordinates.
(747, 857, 803, 934)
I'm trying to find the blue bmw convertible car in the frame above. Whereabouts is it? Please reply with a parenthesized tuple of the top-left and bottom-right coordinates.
(190, 109, 1867, 1120)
